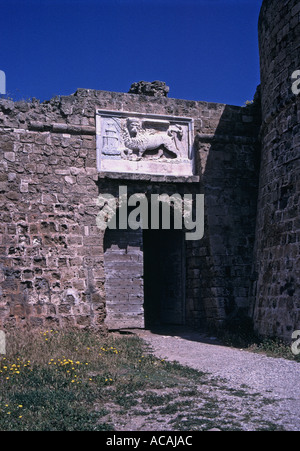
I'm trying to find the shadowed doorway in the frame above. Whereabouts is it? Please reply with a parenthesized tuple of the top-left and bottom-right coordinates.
(143, 229, 186, 329)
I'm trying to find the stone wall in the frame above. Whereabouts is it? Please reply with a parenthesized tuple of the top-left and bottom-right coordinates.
(0, 88, 260, 331)
(251, 0, 300, 340)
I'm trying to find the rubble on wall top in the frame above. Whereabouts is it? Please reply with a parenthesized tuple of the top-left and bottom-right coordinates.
(128, 81, 170, 97)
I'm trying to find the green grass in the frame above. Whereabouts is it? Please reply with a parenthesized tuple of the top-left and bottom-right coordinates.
(0, 328, 207, 431)
(215, 324, 300, 362)
(248, 338, 300, 361)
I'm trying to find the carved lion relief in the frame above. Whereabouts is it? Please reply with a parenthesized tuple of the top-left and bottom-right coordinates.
(96, 110, 194, 176)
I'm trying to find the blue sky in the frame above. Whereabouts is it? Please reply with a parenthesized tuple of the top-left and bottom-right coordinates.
(0, 0, 263, 106)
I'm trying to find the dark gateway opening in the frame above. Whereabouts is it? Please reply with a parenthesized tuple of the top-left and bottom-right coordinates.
(143, 228, 186, 329)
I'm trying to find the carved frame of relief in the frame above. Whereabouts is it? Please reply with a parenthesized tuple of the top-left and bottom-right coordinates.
(96, 110, 195, 177)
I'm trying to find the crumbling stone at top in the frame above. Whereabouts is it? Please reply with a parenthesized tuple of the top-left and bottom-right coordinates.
(128, 81, 170, 97)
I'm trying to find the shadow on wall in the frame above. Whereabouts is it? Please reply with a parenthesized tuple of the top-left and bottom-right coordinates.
(196, 102, 261, 329)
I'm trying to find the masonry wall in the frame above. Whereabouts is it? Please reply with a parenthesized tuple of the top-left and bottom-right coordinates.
(252, 0, 300, 340)
(0, 88, 260, 331)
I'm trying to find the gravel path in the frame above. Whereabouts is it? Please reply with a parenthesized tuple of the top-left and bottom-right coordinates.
(134, 327, 300, 431)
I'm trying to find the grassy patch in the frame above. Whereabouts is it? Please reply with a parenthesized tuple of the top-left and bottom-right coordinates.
(248, 338, 300, 361)
(215, 326, 300, 362)
(0, 328, 207, 431)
